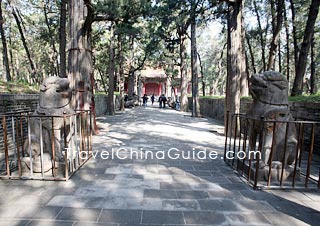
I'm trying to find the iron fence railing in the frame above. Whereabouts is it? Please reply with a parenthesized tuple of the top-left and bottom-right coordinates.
(0, 110, 92, 181)
(224, 112, 320, 190)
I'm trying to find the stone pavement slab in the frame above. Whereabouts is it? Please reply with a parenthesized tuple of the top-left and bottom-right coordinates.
(0, 107, 319, 226)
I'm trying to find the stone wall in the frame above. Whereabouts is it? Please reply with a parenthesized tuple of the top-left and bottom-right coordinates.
(94, 94, 108, 116)
(189, 97, 320, 154)
(188, 97, 225, 122)
(0, 94, 39, 114)
(0, 93, 113, 116)
(188, 97, 320, 122)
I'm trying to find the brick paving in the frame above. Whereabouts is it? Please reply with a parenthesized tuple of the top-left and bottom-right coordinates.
(0, 106, 319, 226)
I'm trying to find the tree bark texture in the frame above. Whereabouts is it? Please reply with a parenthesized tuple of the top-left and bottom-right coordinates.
(179, 33, 189, 112)
(8, 24, 15, 79)
(253, 0, 266, 71)
(278, 39, 282, 73)
(107, 24, 115, 115)
(59, 0, 67, 78)
(191, 2, 200, 117)
(68, 0, 93, 111)
(310, 36, 316, 94)
(118, 36, 125, 111)
(291, 0, 320, 96)
(270, 0, 276, 34)
(240, 15, 248, 96)
(267, 0, 285, 70)
(196, 51, 205, 96)
(246, 34, 256, 74)
(284, 5, 290, 84)
(0, 0, 11, 81)
(97, 67, 107, 94)
(289, 0, 298, 68)
(226, 0, 243, 135)
(128, 37, 135, 98)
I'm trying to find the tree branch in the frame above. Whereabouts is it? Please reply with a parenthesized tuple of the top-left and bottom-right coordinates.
(83, 0, 95, 30)
(132, 53, 148, 73)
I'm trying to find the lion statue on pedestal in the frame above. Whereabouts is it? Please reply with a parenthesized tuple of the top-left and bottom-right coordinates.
(247, 71, 297, 181)
(22, 76, 75, 173)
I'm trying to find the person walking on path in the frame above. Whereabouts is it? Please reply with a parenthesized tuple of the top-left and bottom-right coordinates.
(159, 94, 167, 108)
(151, 94, 155, 105)
(142, 94, 148, 107)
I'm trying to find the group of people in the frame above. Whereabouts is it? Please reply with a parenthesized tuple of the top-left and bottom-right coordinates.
(142, 94, 167, 108)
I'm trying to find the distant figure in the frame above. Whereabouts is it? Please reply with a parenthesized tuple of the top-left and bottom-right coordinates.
(175, 96, 180, 111)
(159, 94, 167, 108)
(124, 94, 129, 102)
(151, 94, 155, 105)
(142, 94, 148, 107)
(158, 95, 162, 108)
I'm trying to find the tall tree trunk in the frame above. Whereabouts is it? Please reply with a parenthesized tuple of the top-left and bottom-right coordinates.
(107, 24, 115, 115)
(253, 0, 266, 72)
(8, 25, 15, 79)
(246, 34, 256, 74)
(270, 0, 276, 34)
(118, 36, 125, 111)
(214, 42, 227, 96)
(128, 68, 136, 98)
(68, 0, 93, 111)
(128, 37, 135, 98)
(289, 0, 298, 69)
(97, 67, 107, 94)
(10, 5, 36, 81)
(226, 0, 243, 135)
(196, 51, 205, 96)
(0, 0, 11, 81)
(267, 0, 285, 70)
(284, 4, 290, 85)
(43, 0, 59, 77)
(191, 2, 199, 117)
(278, 39, 282, 73)
(59, 0, 67, 78)
(240, 15, 248, 96)
(179, 33, 188, 112)
(310, 36, 316, 94)
(291, 0, 320, 96)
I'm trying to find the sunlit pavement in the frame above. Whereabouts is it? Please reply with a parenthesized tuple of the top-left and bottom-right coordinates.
(0, 106, 320, 226)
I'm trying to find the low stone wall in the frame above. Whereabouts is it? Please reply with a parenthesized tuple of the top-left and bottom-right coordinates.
(94, 94, 108, 116)
(189, 97, 320, 154)
(0, 93, 113, 116)
(188, 97, 225, 122)
(188, 97, 320, 122)
(0, 94, 39, 113)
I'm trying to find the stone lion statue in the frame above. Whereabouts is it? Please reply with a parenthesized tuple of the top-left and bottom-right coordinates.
(22, 76, 75, 173)
(247, 71, 297, 181)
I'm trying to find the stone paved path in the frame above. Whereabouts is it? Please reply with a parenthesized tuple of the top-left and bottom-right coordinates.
(0, 106, 320, 226)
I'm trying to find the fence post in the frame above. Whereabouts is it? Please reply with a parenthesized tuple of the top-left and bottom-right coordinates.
(305, 124, 315, 188)
(224, 111, 230, 161)
(254, 117, 264, 189)
(2, 115, 10, 177)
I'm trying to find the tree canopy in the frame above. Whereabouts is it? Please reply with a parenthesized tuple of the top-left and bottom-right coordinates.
(0, 0, 319, 110)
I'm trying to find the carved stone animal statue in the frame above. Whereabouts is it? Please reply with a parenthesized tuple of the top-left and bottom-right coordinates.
(247, 71, 297, 181)
(22, 76, 75, 173)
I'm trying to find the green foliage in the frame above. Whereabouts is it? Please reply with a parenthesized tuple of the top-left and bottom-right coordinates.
(0, 0, 318, 98)
(200, 95, 225, 99)
(0, 80, 39, 94)
(288, 93, 320, 102)
(200, 94, 320, 103)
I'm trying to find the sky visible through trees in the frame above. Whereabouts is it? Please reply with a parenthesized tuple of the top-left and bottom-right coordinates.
(0, 0, 319, 114)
